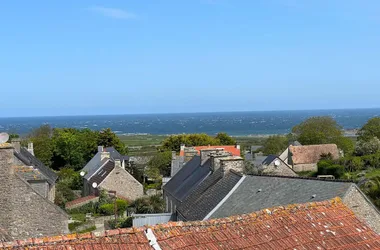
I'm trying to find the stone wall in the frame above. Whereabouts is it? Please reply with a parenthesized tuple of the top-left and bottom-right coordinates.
(0, 144, 69, 240)
(293, 163, 317, 172)
(261, 160, 298, 177)
(220, 157, 244, 173)
(99, 167, 144, 201)
(343, 185, 380, 234)
(29, 181, 49, 198)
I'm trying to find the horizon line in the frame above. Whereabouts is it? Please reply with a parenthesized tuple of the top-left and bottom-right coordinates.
(0, 107, 380, 119)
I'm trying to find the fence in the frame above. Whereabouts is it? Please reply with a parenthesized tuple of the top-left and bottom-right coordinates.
(132, 213, 174, 227)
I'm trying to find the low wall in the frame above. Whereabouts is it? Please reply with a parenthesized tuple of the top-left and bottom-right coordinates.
(293, 163, 317, 172)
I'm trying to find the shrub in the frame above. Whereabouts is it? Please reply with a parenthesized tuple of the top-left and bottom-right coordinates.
(317, 160, 345, 178)
(99, 203, 115, 216)
(106, 217, 133, 229)
(67, 202, 98, 215)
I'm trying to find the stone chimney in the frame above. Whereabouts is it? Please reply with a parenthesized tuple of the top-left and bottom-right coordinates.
(184, 147, 198, 162)
(200, 148, 224, 165)
(98, 146, 104, 152)
(114, 159, 122, 168)
(11, 138, 21, 153)
(220, 156, 244, 174)
(27, 142, 34, 156)
(210, 151, 233, 172)
(0, 143, 15, 177)
(100, 151, 110, 161)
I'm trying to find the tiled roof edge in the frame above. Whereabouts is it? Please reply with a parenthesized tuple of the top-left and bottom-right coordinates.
(0, 228, 147, 248)
(246, 173, 354, 183)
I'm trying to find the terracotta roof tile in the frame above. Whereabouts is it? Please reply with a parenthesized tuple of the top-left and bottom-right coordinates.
(152, 198, 380, 249)
(2, 198, 380, 249)
(180, 145, 240, 157)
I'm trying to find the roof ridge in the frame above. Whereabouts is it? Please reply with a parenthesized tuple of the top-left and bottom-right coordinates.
(246, 173, 354, 183)
(0, 227, 147, 248)
(151, 197, 344, 230)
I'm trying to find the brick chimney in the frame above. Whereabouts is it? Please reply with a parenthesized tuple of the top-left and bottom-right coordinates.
(220, 156, 244, 174)
(11, 138, 21, 153)
(27, 142, 34, 156)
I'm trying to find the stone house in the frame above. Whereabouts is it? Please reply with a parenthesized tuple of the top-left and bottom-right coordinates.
(81, 146, 143, 201)
(278, 143, 340, 172)
(176, 168, 380, 234)
(259, 155, 298, 176)
(163, 148, 243, 215)
(0, 143, 69, 240)
(11, 140, 57, 202)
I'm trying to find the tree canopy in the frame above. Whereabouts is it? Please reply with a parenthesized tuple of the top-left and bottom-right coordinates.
(292, 116, 354, 154)
(28, 126, 127, 171)
(161, 133, 235, 152)
(358, 117, 380, 142)
(146, 151, 172, 179)
(261, 135, 288, 155)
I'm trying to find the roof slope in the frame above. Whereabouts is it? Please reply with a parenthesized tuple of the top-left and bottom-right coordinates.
(104, 147, 129, 161)
(2, 199, 380, 249)
(0, 228, 150, 249)
(210, 175, 354, 219)
(88, 160, 115, 186)
(153, 198, 380, 250)
(14, 148, 57, 184)
(163, 156, 211, 201)
(290, 144, 339, 164)
(180, 145, 240, 156)
(177, 169, 242, 221)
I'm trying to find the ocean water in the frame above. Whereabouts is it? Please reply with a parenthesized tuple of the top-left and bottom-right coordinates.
(0, 109, 379, 136)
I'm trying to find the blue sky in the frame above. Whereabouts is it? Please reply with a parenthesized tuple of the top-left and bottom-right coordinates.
(1, 0, 380, 117)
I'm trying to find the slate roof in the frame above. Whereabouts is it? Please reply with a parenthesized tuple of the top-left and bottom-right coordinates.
(104, 147, 129, 161)
(13, 165, 46, 182)
(84, 158, 109, 180)
(180, 145, 240, 157)
(252, 155, 267, 166)
(209, 175, 354, 219)
(88, 160, 115, 186)
(14, 148, 57, 184)
(163, 156, 211, 202)
(3, 198, 380, 249)
(177, 169, 243, 221)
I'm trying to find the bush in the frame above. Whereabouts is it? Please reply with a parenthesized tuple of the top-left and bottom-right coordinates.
(67, 202, 98, 215)
(317, 160, 345, 178)
(99, 203, 115, 216)
(68, 221, 83, 231)
(106, 217, 133, 229)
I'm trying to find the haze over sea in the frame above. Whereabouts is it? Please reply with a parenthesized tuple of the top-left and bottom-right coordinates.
(1, 109, 379, 136)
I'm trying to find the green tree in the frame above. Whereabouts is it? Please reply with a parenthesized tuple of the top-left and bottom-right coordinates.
(146, 151, 172, 178)
(261, 135, 288, 155)
(28, 125, 54, 167)
(292, 116, 354, 155)
(7, 133, 19, 143)
(98, 128, 128, 155)
(358, 117, 380, 142)
(355, 137, 380, 156)
(215, 132, 236, 145)
(131, 195, 164, 214)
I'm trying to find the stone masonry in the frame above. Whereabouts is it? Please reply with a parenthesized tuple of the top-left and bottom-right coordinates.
(220, 156, 244, 174)
(99, 166, 144, 201)
(343, 185, 380, 234)
(0, 144, 69, 240)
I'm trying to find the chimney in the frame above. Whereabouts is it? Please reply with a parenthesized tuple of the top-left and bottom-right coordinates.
(172, 151, 177, 160)
(210, 152, 233, 172)
(0, 143, 15, 177)
(200, 148, 224, 165)
(11, 138, 21, 153)
(114, 159, 122, 168)
(235, 144, 240, 150)
(184, 148, 198, 162)
(220, 156, 244, 174)
(100, 151, 110, 161)
(98, 146, 104, 152)
(27, 142, 34, 156)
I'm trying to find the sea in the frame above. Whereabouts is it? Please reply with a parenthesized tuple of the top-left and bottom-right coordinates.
(0, 109, 379, 136)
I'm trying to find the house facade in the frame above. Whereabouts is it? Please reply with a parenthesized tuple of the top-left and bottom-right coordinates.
(81, 146, 143, 201)
(0, 143, 69, 240)
(11, 140, 57, 202)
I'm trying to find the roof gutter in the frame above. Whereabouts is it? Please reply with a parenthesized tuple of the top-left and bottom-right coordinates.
(203, 175, 246, 220)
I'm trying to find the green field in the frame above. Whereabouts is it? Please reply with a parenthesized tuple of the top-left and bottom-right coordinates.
(118, 134, 266, 156)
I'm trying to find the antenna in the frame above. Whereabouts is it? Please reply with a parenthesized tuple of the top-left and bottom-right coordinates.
(0, 133, 10, 144)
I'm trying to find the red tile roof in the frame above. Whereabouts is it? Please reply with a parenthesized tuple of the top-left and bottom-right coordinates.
(153, 197, 380, 249)
(180, 145, 241, 157)
(2, 198, 380, 249)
